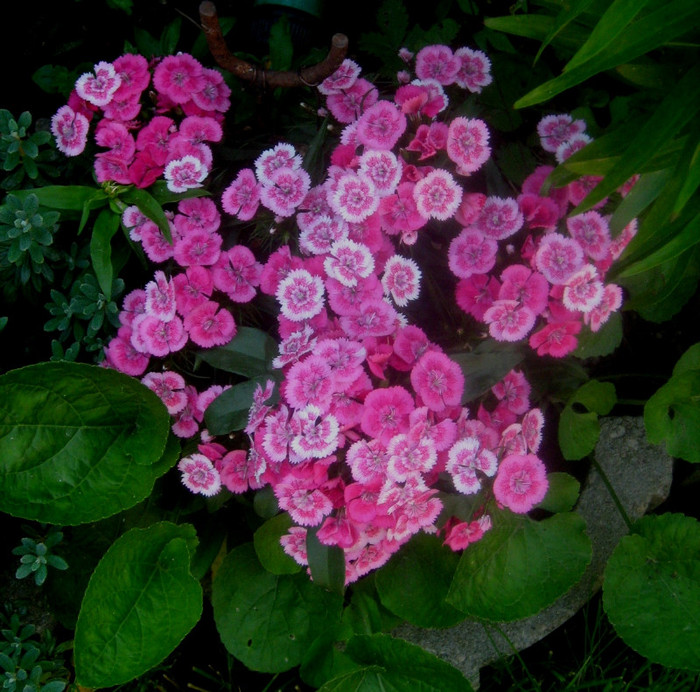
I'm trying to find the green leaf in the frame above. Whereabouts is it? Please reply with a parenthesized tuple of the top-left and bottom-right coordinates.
(318, 633, 474, 691)
(603, 513, 700, 671)
(74, 522, 202, 688)
(90, 208, 119, 300)
(121, 186, 173, 244)
(375, 533, 465, 628)
(609, 169, 670, 236)
(450, 341, 524, 403)
(644, 349, 700, 463)
(307, 526, 346, 595)
(538, 472, 581, 513)
(212, 543, 343, 672)
(269, 15, 294, 72)
(0, 362, 172, 524)
(573, 311, 623, 359)
(15, 185, 107, 211)
(204, 375, 277, 435)
(253, 512, 301, 575)
(447, 512, 591, 621)
(558, 380, 616, 461)
(532, 0, 596, 64)
(514, 1, 700, 108)
(196, 326, 279, 377)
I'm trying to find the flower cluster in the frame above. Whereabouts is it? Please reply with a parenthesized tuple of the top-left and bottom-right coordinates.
(51, 53, 230, 192)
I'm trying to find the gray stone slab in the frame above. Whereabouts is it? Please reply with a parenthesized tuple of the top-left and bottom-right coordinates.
(393, 416, 674, 688)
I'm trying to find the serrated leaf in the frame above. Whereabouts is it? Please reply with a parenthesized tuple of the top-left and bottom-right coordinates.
(603, 513, 700, 671)
(253, 512, 301, 575)
(447, 512, 591, 621)
(0, 362, 172, 524)
(318, 633, 473, 692)
(375, 533, 465, 628)
(74, 522, 202, 688)
(212, 543, 343, 672)
(196, 326, 278, 377)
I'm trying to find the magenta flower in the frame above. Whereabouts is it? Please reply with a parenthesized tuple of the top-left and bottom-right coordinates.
(213, 245, 262, 303)
(221, 169, 260, 221)
(447, 117, 490, 175)
(184, 300, 236, 348)
(132, 314, 187, 357)
(454, 47, 492, 93)
(153, 54, 205, 104)
(361, 386, 414, 444)
(94, 153, 131, 184)
(562, 265, 604, 313)
(410, 351, 464, 412)
(192, 67, 232, 112)
(142, 370, 188, 414)
(484, 300, 536, 342)
(395, 80, 446, 118)
(75, 61, 121, 106)
(566, 211, 611, 261)
(178, 453, 221, 496)
(338, 298, 398, 339)
(535, 233, 585, 285)
(112, 53, 150, 98)
(405, 122, 449, 160)
(356, 100, 407, 150)
(442, 517, 487, 551)
(493, 454, 548, 513)
(476, 196, 523, 240)
(522, 408, 545, 453)
(276, 268, 325, 322)
(413, 169, 462, 220)
(415, 45, 460, 85)
(492, 370, 531, 415)
(326, 78, 379, 124)
(135, 115, 176, 165)
(382, 254, 421, 306)
(104, 328, 149, 376)
(260, 166, 312, 218)
(95, 121, 136, 160)
(144, 270, 177, 321)
(284, 355, 335, 410)
(164, 155, 208, 193)
(518, 193, 561, 230)
(498, 265, 549, 316)
(51, 105, 89, 156)
(173, 266, 214, 314)
(318, 58, 362, 95)
(378, 182, 428, 236)
(330, 172, 380, 223)
(537, 114, 587, 153)
(585, 283, 623, 332)
(529, 320, 581, 358)
(448, 228, 498, 279)
(455, 274, 500, 321)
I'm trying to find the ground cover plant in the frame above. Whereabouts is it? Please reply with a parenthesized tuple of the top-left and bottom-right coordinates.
(0, 0, 699, 689)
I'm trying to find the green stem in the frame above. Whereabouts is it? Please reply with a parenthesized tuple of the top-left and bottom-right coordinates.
(590, 455, 633, 531)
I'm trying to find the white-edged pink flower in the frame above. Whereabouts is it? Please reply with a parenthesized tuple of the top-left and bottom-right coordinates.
(325, 78, 379, 124)
(410, 351, 465, 412)
(522, 408, 545, 453)
(324, 239, 375, 287)
(290, 404, 340, 460)
(534, 233, 585, 285)
(330, 172, 379, 223)
(567, 211, 611, 260)
(221, 168, 261, 221)
(585, 283, 624, 332)
(537, 114, 587, 153)
(132, 314, 187, 356)
(255, 142, 302, 185)
(178, 453, 221, 496)
(356, 100, 407, 150)
(142, 371, 188, 415)
(493, 453, 548, 513)
(447, 117, 490, 175)
(275, 473, 333, 527)
(382, 254, 421, 307)
(415, 45, 460, 85)
(276, 268, 325, 321)
(259, 166, 311, 217)
(413, 169, 462, 220)
(299, 215, 348, 255)
(556, 133, 592, 163)
(75, 61, 121, 106)
(144, 270, 177, 321)
(51, 105, 89, 157)
(484, 300, 536, 342)
(164, 155, 208, 193)
(492, 370, 531, 415)
(563, 265, 604, 313)
(358, 149, 402, 197)
(318, 59, 362, 95)
(387, 433, 437, 482)
(476, 196, 524, 240)
(446, 437, 497, 494)
(454, 47, 492, 93)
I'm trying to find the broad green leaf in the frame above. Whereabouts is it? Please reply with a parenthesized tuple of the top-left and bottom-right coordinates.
(148, 180, 210, 205)
(603, 513, 700, 671)
(300, 621, 359, 689)
(307, 526, 346, 595)
(574, 65, 700, 213)
(644, 347, 700, 463)
(538, 472, 581, 514)
(450, 341, 524, 403)
(558, 380, 616, 460)
(253, 512, 301, 575)
(204, 375, 277, 435)
(564, 0, 654, 73)
(0, 362, 172, 524)
(375, 533, 465, 628)
(514, 1, 700, 108)
(672, 342, 700, 375)
(447, 512, 591, 621)
(318, 633, 473, 692)
(196, 326, 279, 377)
(674, 137, 700, 215)
(14, 185, 108, 211)
(212, 543, 343, 672)
(121, 186, 173, 244)
(573, 311, 623, 359)
(74, 522, 202, 688)
(90, 208, 119, 300)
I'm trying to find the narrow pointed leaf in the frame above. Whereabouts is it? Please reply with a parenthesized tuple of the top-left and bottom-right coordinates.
(609, 169, 670, 235)
(533, 0, 596, 64)
(307, 526, 346, 595)
(196, 326, 279, 377)
(90, 208, 119, 300)
(121, 186, 173, 244)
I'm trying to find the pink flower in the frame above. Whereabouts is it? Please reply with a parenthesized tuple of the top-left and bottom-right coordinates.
(75, 61, 121, 106)
(522, 408, 545, 453)
(95, 121, 135, 160)
(104, 327, 149, 376)
(442, 516, 488, 551)
(280, 526, 309, 565)
(299, 215, 348, 255)
(326, 78, 379, 123)
(475, 196, 523, 240)
(415, 45, 460, 85)
(387, 433, 437, 482)
(284, 356, 335, 410)
(562, 265, 604, 313)
(537, 114, 587, 153)
(405, 122, 449, 160)
(382, 254, 421, 306)
(455, 274, 500, 321)
(326, 273, 383, 316)
(173, 230, 222, 267)
(132, 314, 188, 356)
(276, 268, 326, 321)
(410, 351, 464, 412)
(275, 471, 334, 526)
(153, 53, 205, 104)
(212, 245, 262, 302)
(493, 454, 548, 513)
(356, 100, 407, 150)
(112, 53, 150, 99)
(94, 153, 131, 184)
(144, 270, 177, 321)
(318, 58, 361, 95)
(142, 371, 188, 414)
(174, 265, 214, 313)
(529, 320, 581, 358)
(395, 80, 446, 118)
(492, 370, 531, 415)
(347, 439, 389, 484)
(51, 105, 89, 156)
(255, 143, 301, 184)
(184, 300, 236, 348)
(361, 386, 414, 445)
(329, 172, 379, 223)
(484, 300, 536, 342)
(556, 133, 592, 164)
(413, 169, 462, 220)
(290, 404, 340, 460)
(140, 221, 174, 263)
(567, 211, 611, 261)
(498, 265, 549, 316)
(338, 298, 397, 339)
(324, 239, 375, 287)
(221, 168, 261, 221)
(448, 228, 498, 278)
(446, 117, 490, 175)
(164, 155, 208, 193)
(192, 67, 232, 112)
(585, 283, 624, 332)
(259, 166, 311, 217)
(518, 193, 561, 230)
(454, 47, 492, 93)
(534, 233, 585, 285)
(217, 450, 256, 494)
(446, 437, 497, 494)
(135, 116, 176, 166)
(178, 453, 221, 496)
(358, 150, 402, 196)
(378, 182, 428, 236)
